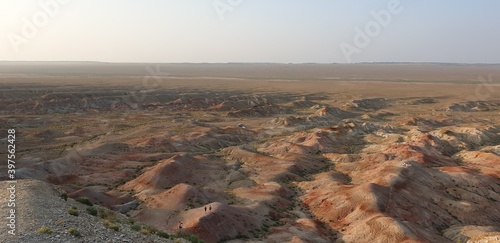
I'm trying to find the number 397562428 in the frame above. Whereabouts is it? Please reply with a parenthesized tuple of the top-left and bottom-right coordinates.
(7, 129, 16, 178)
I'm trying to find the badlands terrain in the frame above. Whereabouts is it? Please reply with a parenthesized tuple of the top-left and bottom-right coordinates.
(0, 63, 500, 242)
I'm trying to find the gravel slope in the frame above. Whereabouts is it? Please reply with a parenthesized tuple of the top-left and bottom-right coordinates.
(0, 179, 186, 243)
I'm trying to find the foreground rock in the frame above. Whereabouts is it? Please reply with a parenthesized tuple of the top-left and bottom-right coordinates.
(0, 179, 186, 243)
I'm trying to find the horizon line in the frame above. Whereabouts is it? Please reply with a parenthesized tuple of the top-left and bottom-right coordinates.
(1, 61, 500, 65)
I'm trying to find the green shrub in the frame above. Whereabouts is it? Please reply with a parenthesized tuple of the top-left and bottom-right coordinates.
(68, 207, 79, 216)
(235, 234, 249, 239)
(178, 233, 204, 243)
(140, 225, 155, 235)
(103, 219, 120, 231)
(68, 228, 81, 237)
(86, 206, 98, 216)
(128, 218, 135, 225)
(99, 208, 117, 222)
(76, 197, 93, 206)
(37, 226, 52, 234)
(109, 224, 120, 231)
(156, 230, 170, 239)
(131, 224, 141, 231)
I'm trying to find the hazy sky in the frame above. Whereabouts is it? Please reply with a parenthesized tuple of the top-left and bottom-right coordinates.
(1, 0, 499, 63)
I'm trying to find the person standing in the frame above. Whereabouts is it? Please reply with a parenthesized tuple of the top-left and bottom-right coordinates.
(178, 221, 183, 230)
(209, 205, 212, 211)
(204, 206, 207, 213)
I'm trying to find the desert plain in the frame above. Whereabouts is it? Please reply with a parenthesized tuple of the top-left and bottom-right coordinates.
(0, 63, 499, 243)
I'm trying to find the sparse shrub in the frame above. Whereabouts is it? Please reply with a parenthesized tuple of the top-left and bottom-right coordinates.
(140, 225, 155, 235)
(109, 224, 120, 231)
(76, 196, 93, 206)
(37, 226, 53, 234)
(68, 228, 81, 237)
(68, 207, 79, 216)
(128, 218, 135, 225)
(156, 230, 170, 239)
(103, 219, 112, 227)
(61, 192, 68, 201)
(99, 208, 117, 222)
(131, 224, 141, 231)
(103, 219, 120, 231)
(235, 234, 249, 239)
(177, 233, 205, 243)
(86, 206, 98, 216)
(261, 225, 269, 232)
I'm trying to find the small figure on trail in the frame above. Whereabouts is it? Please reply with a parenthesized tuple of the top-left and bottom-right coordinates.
(238, 123, 247, 129)
(204, 206, 207, 212)
(209, 205, 212, 211)
(178, 221, 183, 229)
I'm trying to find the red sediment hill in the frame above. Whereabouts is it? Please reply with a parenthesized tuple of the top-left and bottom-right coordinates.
(183, 202, 264, 243)
(121, 154, 204, 196)
(298, 131, 500, 243)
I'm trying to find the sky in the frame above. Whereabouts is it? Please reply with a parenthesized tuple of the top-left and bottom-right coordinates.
(0, 0, 499, 63)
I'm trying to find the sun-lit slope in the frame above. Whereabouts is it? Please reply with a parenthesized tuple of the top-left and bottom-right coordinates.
(296, 125, 500, 243)
(121, 154, 227, 195)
